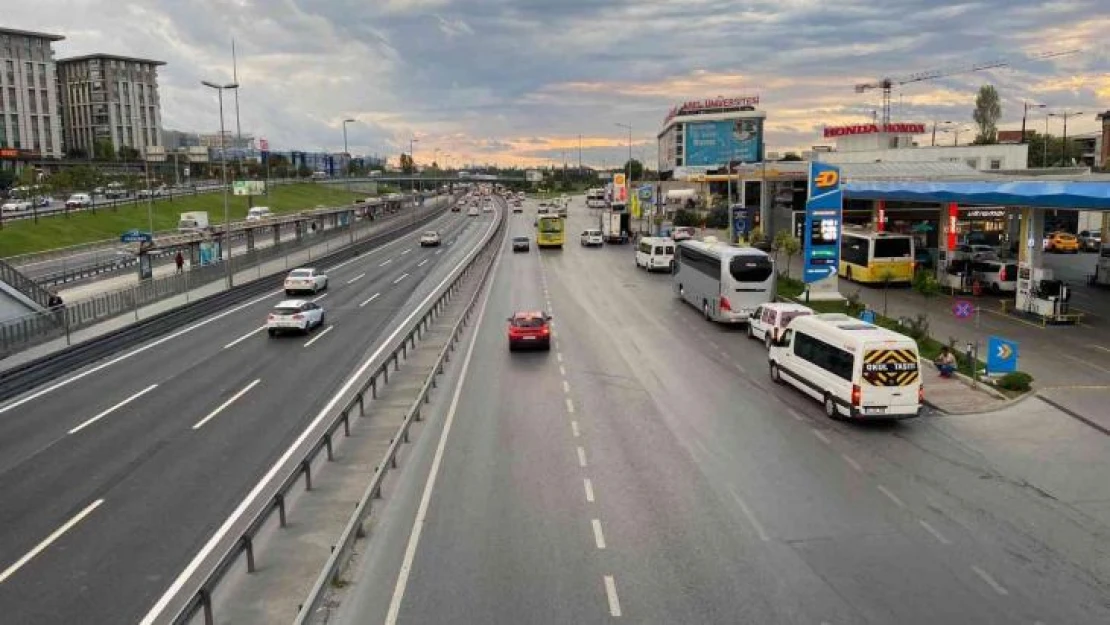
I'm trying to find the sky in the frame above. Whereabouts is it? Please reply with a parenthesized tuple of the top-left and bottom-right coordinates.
(6, 0, 1110, 168)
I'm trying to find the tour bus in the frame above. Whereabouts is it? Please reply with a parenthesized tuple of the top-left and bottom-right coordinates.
(535, 214, 565, 248)
(586, 188, 607, 208)
(635, 237, 675, 272)
(839, 228, 915, 284)
(674, 237, 775, 323)
(768, 313, 923, 420)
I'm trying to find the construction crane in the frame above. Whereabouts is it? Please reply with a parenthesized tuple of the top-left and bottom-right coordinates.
(855, 50, 1080, 130)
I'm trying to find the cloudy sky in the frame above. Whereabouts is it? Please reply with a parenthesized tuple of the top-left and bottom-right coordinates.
(8, 0, 1109, 168)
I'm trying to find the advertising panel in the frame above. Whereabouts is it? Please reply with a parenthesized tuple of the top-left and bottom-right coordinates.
(684, 118, 763, 166)
(233, 180, 267, 196)
(803, 162, 843, 295)
(612, 173, 627, 203)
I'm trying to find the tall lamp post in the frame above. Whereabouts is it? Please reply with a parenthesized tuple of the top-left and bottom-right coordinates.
(614, 122, 633, 232)
(409, 136, 419, 223)
(201, 79, 240, 288)
(342, 118, 355, 194)
(1049, 111, 1083, 166)
(931, 120, 953, 147)
(1021, 101, 1046, 144)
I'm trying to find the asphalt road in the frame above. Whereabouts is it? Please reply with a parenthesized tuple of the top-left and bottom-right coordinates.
(0, 201, 499, 624)
(336, 195, 1110, 625)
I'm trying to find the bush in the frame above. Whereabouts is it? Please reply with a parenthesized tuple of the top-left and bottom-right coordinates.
(706, 207, 729, 229)
(997, 371, 1034, 392)
(673, 209, 699, 227)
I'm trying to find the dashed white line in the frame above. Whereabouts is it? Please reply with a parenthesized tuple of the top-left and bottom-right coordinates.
(224, 326, 265, 349)
(303, 325, 334, 348)
(393, 273, 410, 284)
(591, 519, 607, 549)
(312, 293, 327, 302)
(566, 398, 576, 413)
(435, 249, 442, 255)
(571, 421, 580, 438)
(970, 565, 1009, 595)
(562, 380, 571, 394)
(787, 407, 804, 422)
(359, 292, 381, 308)
(841, 454, 863, 473)
(380, 259, 393, 267)
(68, 384, 159, 435)
(735, 363, 747, 375)
(401, 248, 412, 255)
(918, 519, 952, 545)
(584, 478, 595, 502)
(0, 499, 105, 585)
(556, 353, 563, 363)
(877, 485, 907, 509)
(559, 365, 567, 376)
(728, 486, 770, 542)
(603, 575, 622, 617)
(577, 446, 588, 467)
(812, 429, 831, 445)
(417, 259, 428, 267)
(347, 272, 366, 284)
(192, 379, 262, 430)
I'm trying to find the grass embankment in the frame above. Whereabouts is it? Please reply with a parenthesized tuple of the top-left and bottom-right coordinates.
(0, 183, 364, 257)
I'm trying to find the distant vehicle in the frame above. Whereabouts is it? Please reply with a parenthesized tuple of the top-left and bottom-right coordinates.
(535, 215, 565, 248)
(246, 206, 273, 221)
(65, 193, 93, 209)
(507, 310, 552, 351)
(284, 267, 328, 295)
(104, 182, 127, 199)
(1045, 231, 1079, 253)
(512, 201, 523, 213)
(1, 199, 31, 213)
(420, 231, 442, 247)
(267, 300, 325, 336)
(368, 170, 383, 177)
(839, 228, 915, 284)
(1078, 230, 1102, 252)
(467, 206, 480, 216)
(580, 229, 603, 247)
(311, 171, 329, 180)
(601, 211, 628, 243)
(32, 196, 51, 207)
(671, 226, 696, 241)
(635, 237, 676, 272)
(512, 236, 530, 252)
(178, 211, 210, 232)
(674, 238, 775, 323)
(747, 302, 814, 349)
(451, 204, 461, 212)
(768, 313, 923, 420)
(970, 260, 1018, 294)
(482, 204, 493, 213)
(586, 188, 607, 208)
(953, 244, 996, 262)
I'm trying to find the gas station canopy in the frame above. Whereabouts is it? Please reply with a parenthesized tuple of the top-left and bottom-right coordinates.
(845, 180, 1110, 210)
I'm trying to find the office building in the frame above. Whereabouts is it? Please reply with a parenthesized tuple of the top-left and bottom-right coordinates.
(0, 27, 65, 160)
(657, 95, 765, 180)
(56, 53, 165, 158)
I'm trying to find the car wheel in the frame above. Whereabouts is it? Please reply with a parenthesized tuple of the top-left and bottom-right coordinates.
(824, 394, 839, 420)
(318, 313, 326, 327)
(268, 328, 277, 337)
(508, 343, 516, 352)
(765, 334, 773, 350)
(770, 362, 782, 384)
(990, 283, 1001, 294)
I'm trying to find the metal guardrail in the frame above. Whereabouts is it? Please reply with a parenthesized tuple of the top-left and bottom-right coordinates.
(161, 200, 506, 625)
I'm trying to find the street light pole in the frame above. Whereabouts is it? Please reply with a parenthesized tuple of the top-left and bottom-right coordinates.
(931, 120, 952, 147)
(410, 136, 418, 224)
(342, 118, 355, 194)
(1021, 101, 1046, 144)
(202, 80, 240, 289)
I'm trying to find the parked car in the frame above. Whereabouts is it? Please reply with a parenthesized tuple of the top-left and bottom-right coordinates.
(1045, 232, 1079, 253)
(671, 226, 696, 241)
(1078, 230, 1102, 252)
(952, 244, 997, 261)
(970, 260, 1018, 294)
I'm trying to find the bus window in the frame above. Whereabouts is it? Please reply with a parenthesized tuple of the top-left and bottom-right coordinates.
(874, 238, 912, 258)
(730, 256, 773, 282)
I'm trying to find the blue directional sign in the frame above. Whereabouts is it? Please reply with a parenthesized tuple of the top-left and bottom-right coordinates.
(731, 204, 747, 241)
(987, 336, 1019, 373)
(952, 299, 974, 320)
(638, 185, 653, 201)
(120, 229, 153, 244)
(803, 162, 842, 284)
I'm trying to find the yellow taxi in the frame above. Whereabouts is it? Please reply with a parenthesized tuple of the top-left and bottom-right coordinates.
(1045, 232, 1079, 254)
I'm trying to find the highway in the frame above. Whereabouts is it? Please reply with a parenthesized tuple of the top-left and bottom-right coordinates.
(0, 199, 498, 624)
(334, 195, 1110, 625)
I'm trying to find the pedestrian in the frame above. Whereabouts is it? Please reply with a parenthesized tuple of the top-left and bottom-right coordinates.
(175, 250, 185, 274)
(934, 346, 957, 378)
(47, 291, 64, 323)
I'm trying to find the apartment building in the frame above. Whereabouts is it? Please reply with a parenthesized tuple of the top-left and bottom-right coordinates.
(0, 27, 65, 160)
(56, 53, 164, 158)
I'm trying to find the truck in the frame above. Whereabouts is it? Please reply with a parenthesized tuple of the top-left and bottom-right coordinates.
(179, 211, 211, 232)
(601, 208, 630, 244)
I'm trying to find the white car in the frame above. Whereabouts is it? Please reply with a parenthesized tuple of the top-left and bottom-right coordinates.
(580, 229, 603, 246)
(467, 206, 480, 216)
(267, 300, 325, 336)
(66, 193, 93, 209)
(419, 230, 441, 247)
(747, 302, 814, 349)
(284, 267, 328, 295)
(1, 200, 31, 213)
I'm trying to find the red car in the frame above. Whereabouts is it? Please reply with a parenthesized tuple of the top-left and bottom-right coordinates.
(507, 311, 552, 351)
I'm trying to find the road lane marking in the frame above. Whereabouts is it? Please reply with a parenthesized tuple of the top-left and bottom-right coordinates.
(393, 272, 410, 284)
(728, 486, 770, 542)
(571, 421, 580, 437)
(559, 365, 566, 376)
(563, 380, 571, 394)
(877, 485, 906, 508)
(224, 326, 265, 349)
(380, 259, 393, 267)
(735, 363, 747, 375)
(787, 407, 804, 422)
(312, 293, 327, 302)
(192, 379, 262, 430)
(401, 248, 411, 255)
(347, 272, 366, 284)
(303, 325, 334, 348)
(603, 576, 623, 617)
(584, 478, 595, 502)
(68, 384, 159, 435)
(970, 565, 1009, 595)
(359, 292, 381, 308)
(417, 259, 428, 267)
(841, 454, 863, 473)
(435, 249, 442, 255)
(577, 446, 588, 467)
(566, 398, 575, 413)
(556, 352, 563, 363)
(0, 499, 105, 585)
(812, 429, 831, 445)
(1095, 345, 1110, 353)
(591, 519, 607, 549)
(919, 519, 952, 545)
(1063, 353, 1110, 375)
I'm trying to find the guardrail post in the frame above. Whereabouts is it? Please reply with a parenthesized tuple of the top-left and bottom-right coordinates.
(394, 352, 400, 371)
(389, 448, 398, 469)
(201, 589, 214, 625)
(242, 535, 256, 573)
(276, 493, 287, 527)
(401, 342, 407, 360)
(303, 460, 313, 491)
(324, 432, 334, 461)
(342, 411, 351, 436)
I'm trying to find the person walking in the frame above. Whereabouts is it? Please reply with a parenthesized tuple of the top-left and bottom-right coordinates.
(175, 250, 185, 274)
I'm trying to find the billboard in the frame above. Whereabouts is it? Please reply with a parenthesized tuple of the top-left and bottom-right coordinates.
(233, 180, 267, 196)
(803, 162, 842, 294)
(684, 118, 763, 166)
(612, 173, 627, 203)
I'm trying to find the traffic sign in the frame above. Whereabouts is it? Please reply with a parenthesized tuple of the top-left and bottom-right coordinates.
(987, 336, 1019, 373)
(120, 229, 153, 244)
(952, 299, 974, 320)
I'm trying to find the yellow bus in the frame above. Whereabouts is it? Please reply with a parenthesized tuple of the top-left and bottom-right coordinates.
(536, 214, 565, 248)
(839, 228, 915, 284)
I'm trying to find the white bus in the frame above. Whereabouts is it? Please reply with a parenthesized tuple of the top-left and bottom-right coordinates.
(674, 238, 775, 323)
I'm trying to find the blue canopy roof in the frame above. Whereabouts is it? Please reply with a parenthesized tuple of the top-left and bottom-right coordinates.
(844, 180, 1110, 210)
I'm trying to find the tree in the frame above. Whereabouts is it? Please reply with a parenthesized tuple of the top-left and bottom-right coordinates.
(622, 159, 644, 180)
(780, 153, 803, 161)
(972, 84, 1002, 144)
(296, 164, 312, 178)
(66, 147, 88, 159)
(93, 139, 115, 161)
(118, 145, 141, 161)
(399, 153, 415, 174)
(1025, 132, 1065, 168)
(773, 229, 801, 279)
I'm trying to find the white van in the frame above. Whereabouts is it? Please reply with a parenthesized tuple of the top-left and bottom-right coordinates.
(635, 237, 675, 272)
(246, 206, 273, 221)
(769, 314, 923, 420)
(747, 302, 814, 348)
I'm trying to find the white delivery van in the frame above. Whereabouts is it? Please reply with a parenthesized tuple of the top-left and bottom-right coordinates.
(178, 211, 210, 232)
(768, 313, 923, 420)
(246, 206, 273, 221)
(635, 237, 675, 272)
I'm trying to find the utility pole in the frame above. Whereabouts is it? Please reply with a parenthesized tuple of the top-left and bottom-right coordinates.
(342, 118, 355, 194)
(931, 120, 952, 147)
(232, 38, 249, 209)
(1021, 101, 1046, 144)
(1050, 110, 1083, 166)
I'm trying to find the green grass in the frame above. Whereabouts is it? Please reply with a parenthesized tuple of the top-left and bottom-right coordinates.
(0, 183, 364, 257)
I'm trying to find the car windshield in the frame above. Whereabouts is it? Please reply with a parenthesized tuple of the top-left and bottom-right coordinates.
(424, 232, 438, 237)
(513, 237, 528, 243)
(512, 316, 545, 327)
(289, 269, 312, 277)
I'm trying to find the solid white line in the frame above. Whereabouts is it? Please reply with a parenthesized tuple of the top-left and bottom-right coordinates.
(812, 429, 831, 445)
(603, 575, 623, 617)
(347, 272, 366, 284)
(417, 258, 429, 267)
(919, 519, 952, 545)
(563, 380, 571, 394)
(312, 293, 327, 302)
(0, 289, 279, 416)
(381, 223, 502, 625)
(571, 421, 580, 437)
(359, 292, 381, 308)
(584, 478, 595, 502)
(393, 273, 409, 284)
(224, 326, 265, 349)
(591, 519, 606, 549)
(559, 365, 566, 377)
(728, 487, 770, 542)
(577, 446, 588, 467)
(192, 379, 261, 430)
(0, 499, 105, 585)
(68, 384, 159, 435)
(841, 454, 863, 473)
(303, 325, 334, 348)
(1095, 345, 1110, 353)
(970, 565, 1009, 595)
(401, 248, 411, 255)
(380, 259, 393, 267)
(877, 485, 907, 509)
